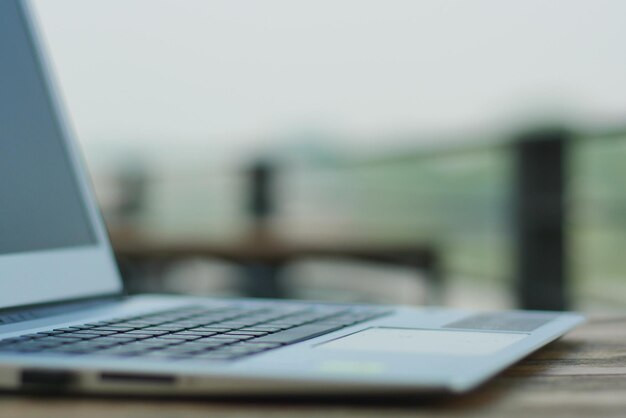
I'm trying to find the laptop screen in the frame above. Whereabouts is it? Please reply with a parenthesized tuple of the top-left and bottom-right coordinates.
(0, 3, 96, 256)
(0, 0, 122, 310)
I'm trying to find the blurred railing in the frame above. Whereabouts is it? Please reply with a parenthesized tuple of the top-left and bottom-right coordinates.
(104, 124, 626, 310)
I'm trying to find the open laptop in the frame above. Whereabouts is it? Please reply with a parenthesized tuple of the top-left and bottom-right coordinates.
(0, 0, 583, 396)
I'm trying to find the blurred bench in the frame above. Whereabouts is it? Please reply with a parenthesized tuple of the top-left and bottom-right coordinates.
(110, 158, 443, 304)
(112, 231, 442, 304)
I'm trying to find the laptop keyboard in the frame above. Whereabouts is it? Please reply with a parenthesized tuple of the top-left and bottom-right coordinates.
(0, 303, 390, 361)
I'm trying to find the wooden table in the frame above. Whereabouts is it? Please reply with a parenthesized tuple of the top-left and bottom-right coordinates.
(1, 315, 624, 418)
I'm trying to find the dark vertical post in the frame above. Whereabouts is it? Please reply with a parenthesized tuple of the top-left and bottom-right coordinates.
(513, 128, 570, 310)
(115, 160, 149, 226)
(242, 160, 286, 298)
(248, 160, 275, 222)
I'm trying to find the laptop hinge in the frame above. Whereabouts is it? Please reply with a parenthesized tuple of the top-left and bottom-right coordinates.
(0, 294, 124, 327)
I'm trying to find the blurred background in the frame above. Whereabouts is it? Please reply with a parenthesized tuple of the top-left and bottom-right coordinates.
(32, 0, 626, 311)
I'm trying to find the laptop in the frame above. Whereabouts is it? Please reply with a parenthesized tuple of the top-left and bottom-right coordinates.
(0, 0, 583, 396)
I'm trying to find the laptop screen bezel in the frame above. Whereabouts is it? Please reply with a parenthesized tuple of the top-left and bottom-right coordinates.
(0, 0, 124, 310)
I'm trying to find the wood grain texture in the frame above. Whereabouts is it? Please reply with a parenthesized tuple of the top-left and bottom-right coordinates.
(1, 315, 625, 418)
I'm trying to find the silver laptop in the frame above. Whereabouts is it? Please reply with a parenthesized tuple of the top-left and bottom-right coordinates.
(0, 0, 583, 396)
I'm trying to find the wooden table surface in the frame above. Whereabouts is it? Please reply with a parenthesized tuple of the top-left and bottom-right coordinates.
(1, 314, 625, 418)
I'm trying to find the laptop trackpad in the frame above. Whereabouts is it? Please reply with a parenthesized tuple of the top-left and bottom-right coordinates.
(318, 327, 526, 356)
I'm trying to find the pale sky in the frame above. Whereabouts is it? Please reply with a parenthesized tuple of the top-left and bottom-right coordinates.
(31, 0, 626, 167)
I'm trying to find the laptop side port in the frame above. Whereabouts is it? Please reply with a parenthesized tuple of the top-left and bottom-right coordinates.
(100, 372, 176, 385)
(21, 369, 77, 391)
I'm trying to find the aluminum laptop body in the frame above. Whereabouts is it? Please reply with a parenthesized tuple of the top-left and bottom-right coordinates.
(0, 0, 583, 396)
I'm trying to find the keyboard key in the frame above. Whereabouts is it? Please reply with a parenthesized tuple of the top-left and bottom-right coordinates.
(159, 334, 202, 341)
(239, 327, 282, 333)
(106, 334, 144, 340)
(123, 330, 170, 336)
(221, 333, 255, 340)
(73, 330, 119, 336)
(35, 331, 67, 336)
(108, 322, 151, 328)
(251, 323, 291, 330)
(251, 324, 344, 345)
(89, 326, 137, 332)
(224, 330, 269, 336)
(36, 336, 84, 344)
(189, 327, 233, 333)
(58, 333, 99, 340)
(51, 327, 80, 332)
(141, 325, 190, 331)
(197, 337, 240, 344)
(81, 337, 130, 345)
(171, 331, 218, 338)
